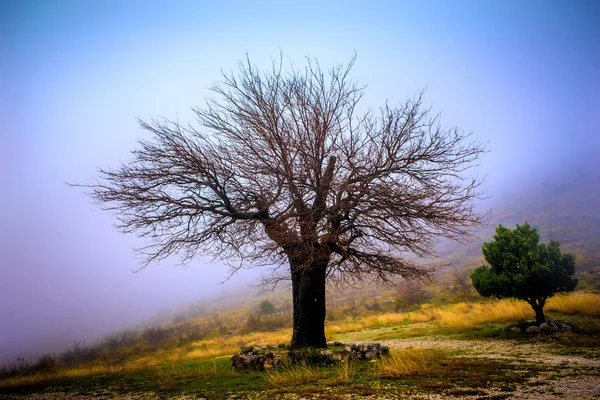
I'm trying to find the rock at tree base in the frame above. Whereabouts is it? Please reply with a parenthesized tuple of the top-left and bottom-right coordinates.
(230, 342, 390, 370)
(525, 326, 542, 334)
(520, 319, 574, 335)
(230, 347, 282, 370)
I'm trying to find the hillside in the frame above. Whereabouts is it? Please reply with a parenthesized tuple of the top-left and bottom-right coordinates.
(437, 159, 600, 276)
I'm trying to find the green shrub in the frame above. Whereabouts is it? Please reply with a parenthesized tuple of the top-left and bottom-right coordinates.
(259, 299, 276, 314)
(471, 222, 577, 324)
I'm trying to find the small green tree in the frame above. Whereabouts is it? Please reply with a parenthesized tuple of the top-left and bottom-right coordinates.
(259, 299, 275, 315)
(471, 223, 577, 324)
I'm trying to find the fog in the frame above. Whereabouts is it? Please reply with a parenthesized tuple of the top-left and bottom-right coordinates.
(1, 0, 598, 365)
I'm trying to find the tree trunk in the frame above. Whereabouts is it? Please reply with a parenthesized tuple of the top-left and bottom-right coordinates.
(531, 299, 546, 325)
(289, 258, 328, 348)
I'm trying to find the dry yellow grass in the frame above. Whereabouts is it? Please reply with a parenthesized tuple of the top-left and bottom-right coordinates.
(265, 361, 326, 386)
(0, 363, 119, 389)
(325, 298, 532, 333)
(340, 292, 599, 333)
(377, 349, 446, 378)
(430, 292, 600, 331)
(437, 299, 533, 329)
(185, 344, 238, 360)
(336, 359, 356, 383)
(364, 313, 411, 327)
(0, 374, 48, 389)
(325, 321, 365, 338)
(152, 363, 180, 391)
(547, 292, 600, 316)
(186, 329, 292, 360)
(325, 311, 436, 338)
(405, 310, 438, 323)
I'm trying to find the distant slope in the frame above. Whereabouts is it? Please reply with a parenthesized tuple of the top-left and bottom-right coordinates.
(438, 157, 600, 272)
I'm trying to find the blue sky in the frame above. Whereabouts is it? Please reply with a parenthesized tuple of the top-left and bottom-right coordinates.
(0, 0, 599, 363)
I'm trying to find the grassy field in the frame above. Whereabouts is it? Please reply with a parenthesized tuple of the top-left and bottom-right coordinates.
(1, 291, 599, 399)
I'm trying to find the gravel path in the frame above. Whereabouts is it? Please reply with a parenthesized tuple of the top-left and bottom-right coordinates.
(374, 337, 600, 399)
(379, 336, 600, 366)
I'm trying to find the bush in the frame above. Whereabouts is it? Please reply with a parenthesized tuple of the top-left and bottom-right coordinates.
(32, 354, 56, 373)
(103, 329, 138, 353)
(0, 357, 31, 378)
(59, 342, 101, 366)
(142, 326, 171, 345)
(259, 299, 275, 315)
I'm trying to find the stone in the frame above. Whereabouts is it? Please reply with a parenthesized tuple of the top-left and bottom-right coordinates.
(564, 321, 576, 330)
(344, 342, 389, 360)
(231, 350, 282, 370)
(525, 326, 542, 334)
(511, 327, 522, 333)
(558, 323, 572, 333)
(231, 341, 391, 370)
(319, 350, 342, 363)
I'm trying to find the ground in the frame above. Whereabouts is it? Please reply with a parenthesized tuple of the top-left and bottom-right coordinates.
(2, 332, 599, 399)
(378, 337, 600, 399)
(2, 293, 599, 399)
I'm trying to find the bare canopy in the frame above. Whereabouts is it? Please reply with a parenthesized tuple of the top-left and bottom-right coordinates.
(83, 55, 486, 347)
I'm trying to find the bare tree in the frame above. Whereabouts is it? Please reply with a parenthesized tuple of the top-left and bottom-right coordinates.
(80, 54, 486, 348)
